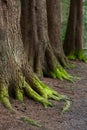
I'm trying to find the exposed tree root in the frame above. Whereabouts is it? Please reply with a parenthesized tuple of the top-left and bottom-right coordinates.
(0, 82, 14, 112)
(20, 116, 42, 128)
(0, 72, 71, 113)
(61, 99, 71, 114)
(50, 66, 77, 82)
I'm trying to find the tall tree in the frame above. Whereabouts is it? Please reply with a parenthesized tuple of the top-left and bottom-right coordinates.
(63, 0, 87, 62)
(46, 0, 68, 67)
(0, 0, 70, 112)
(21, 0, 74, 81)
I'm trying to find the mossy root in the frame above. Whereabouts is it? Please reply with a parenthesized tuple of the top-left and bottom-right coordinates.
(50, 66, 77, 82)
(77, 50, 87, 63)
(0, 74, 71, 113)
(24, 80, 53, 108)
(20, 116, 42, 128)
(32, 77, 71, 112)
(62, 99, 71, 114)
(0, 83, 14, 112)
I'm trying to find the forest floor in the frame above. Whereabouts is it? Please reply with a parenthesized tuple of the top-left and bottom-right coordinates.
(0, 61, 87, 130)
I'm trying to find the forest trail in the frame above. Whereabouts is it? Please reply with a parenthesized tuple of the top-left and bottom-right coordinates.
(0, 61, 87, 130)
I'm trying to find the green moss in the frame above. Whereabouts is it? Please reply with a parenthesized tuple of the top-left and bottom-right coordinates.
(0, 74, 71, 113)
(76, 50, 87, 63)
(67, 54, 76, 60)
(67, 50, 87, 63)
(24, 80, 53, 108)
(32, 77, 71, 111)
(15, 76, 24, 102)
(0, 84, 13, 111)
(15, 87, 23, 102)
(50, 66, 75, 82)
(62, 99, 71, 114)
(20, 116, 42, 128)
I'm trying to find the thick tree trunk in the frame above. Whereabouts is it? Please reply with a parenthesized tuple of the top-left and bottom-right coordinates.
(0, 0, 69, 112)
(46, 0, 68, 66)
(63, 0, 77, 56)
(63, 0, 85, 62)
(21, 0, 43, 75)
(35, 0, 59, 75)
(21, 0, 73, 81)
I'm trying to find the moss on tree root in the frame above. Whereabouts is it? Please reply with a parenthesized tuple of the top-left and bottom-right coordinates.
(0, 74, 71, 113)
(20, 116, 42, 128)
(67, 50, 87, 63)
(77, 50, 87, 63)
(0, 83, 14, 112)
(50, 66, 76, 82)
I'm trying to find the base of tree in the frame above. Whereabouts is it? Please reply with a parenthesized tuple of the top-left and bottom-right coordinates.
(67, 50, 87, 63)
(77, 50, 87, 63)
(67, 54, 76, 60)
(50, 65, 76, 82)
(0, 73, 70, 113)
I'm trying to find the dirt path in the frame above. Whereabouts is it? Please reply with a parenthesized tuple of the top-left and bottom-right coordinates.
(0, 61, 87, 130)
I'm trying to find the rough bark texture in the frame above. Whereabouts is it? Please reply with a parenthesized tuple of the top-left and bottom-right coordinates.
(21, 0, 74, 80)
(21, 0, 59, 76)
(63, 0, 77, 55)
(0, 0, 69, 112)
(21, 0, 43, 75)
(46, 0, 68, 66)
(35, 0, 59, 75)
(63, 0, 83, 56)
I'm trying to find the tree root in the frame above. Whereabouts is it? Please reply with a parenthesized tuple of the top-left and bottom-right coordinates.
(28, 76, 71, 112)
(0, 73, 71, 113)
(0, 83, 15, 112)
(20, 116, 42, 128)
(67, 50, 87, 63)
(77, 50, 87, 63)
(50, 66, 77, 82)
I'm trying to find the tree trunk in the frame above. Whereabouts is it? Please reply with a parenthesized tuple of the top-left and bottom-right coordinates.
(46, 0, 68, 66)
(21, 0, 74, 81)
(63, 0, 77, 56)
(21, 0, 43, 76)
(0, 0, 69, 112)
(63, 0, 86, 62)
(75, 0, 83, 51)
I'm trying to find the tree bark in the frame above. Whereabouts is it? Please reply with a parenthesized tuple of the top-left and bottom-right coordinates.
(21, 0, 73, 81)
(46, 0, 68, 66)
(75, 0, 83, 51)
(63, 0, 83, 61)
(21, 0, 43, 75)
(63, 0, 77, 56)
(0, 0, 69, 111)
